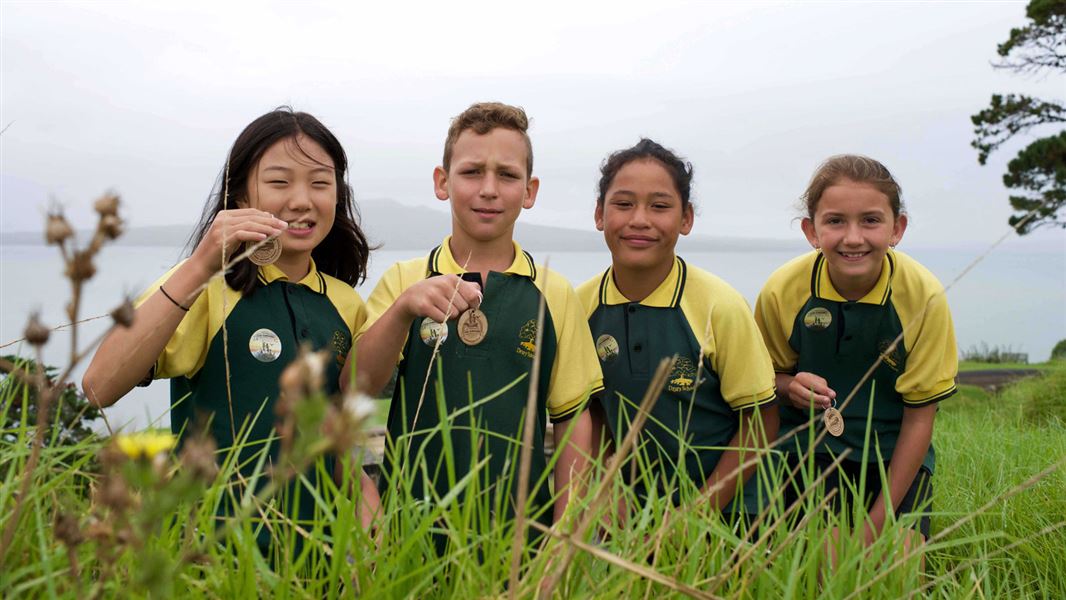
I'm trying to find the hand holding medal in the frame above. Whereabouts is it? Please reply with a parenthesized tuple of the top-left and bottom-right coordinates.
(807, 385, 844, 437)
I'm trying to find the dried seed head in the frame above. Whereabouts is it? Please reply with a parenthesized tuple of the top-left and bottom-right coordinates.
(278, 360, 306, 399)
(277, 347, 327, 400)
(100, 214, 124, 240)
(65, 251, 96, 283)
(84, 519, 112, 543)
(178, 434, 219, 483)
(322, 392, 375, 453)
(54, 512, 85, 547)
(94, 193, 120, 217)
(110, 297, 135, 328)
(182, 549, 212, 566)
(321, 405, 354, 453)
(24, 312, 50, 346)
(45, 213, 74, 245)
(97, 473, 133, 513)
(343, 392, 376, 423)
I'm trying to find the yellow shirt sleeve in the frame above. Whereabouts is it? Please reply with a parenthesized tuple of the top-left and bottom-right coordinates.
(754, 256, 814, 374)
(133, 263, 228, 380)
(322, 274, 368, 339)
(891, 257, 959, 404)
(682, 270, 776, 411)
(539, 269, 605, 422)
(357, 258, 426, 362)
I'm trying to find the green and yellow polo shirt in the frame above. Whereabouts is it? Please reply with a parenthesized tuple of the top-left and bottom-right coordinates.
(754, 249, 957, 472)
(137, 260, 365, 523)
(361, 237, 603, 521)
(577, 257, 777, 511)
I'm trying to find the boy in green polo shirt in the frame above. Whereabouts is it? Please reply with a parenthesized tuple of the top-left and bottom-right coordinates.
(347, 102, 603, 535)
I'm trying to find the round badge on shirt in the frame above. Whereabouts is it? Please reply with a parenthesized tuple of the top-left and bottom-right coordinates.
(419, 317, 449, 347)
(803, 307, 833, 331)
(249, 328, 282, 362)
(596, 334, 619, 363)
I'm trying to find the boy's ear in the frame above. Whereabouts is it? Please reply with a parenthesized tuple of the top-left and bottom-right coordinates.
(522, 176, 540, 210)
(891, 214, 908, 246)
(800, 217, 819, 249)
(594, 202, 604, 231)
(680, 203, 694, 236)
(433, 166, 449, 201)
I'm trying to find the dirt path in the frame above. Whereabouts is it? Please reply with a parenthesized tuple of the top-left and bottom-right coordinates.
(958, 369, 1042, 392)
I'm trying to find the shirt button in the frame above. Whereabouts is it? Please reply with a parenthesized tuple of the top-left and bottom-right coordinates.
(843, 304, 851, 311)
(634, 344, 643, 352)
(300, 329, 309, 337)
(844, 335, 853, 341)
(628, 305, 637, 314)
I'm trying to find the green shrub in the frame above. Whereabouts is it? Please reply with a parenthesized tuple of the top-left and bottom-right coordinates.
(1051, 339, 1066, 361)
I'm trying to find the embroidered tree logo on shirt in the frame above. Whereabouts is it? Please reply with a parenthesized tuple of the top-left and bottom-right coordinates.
(667, 357, 698, 392)
(517, 320, 538, 358)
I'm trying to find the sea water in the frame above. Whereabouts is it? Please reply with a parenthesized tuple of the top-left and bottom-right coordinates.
(2, 237, 1062, 431)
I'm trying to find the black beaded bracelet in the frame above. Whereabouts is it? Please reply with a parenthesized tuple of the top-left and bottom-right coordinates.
(159, 286, 189, 312)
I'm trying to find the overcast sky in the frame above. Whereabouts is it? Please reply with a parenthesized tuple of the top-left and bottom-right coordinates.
(2, 0, 1064, 247)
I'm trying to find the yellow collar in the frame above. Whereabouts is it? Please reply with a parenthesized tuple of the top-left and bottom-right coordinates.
(257, 259, 327, 294)
(427, 236, 537, 278)
(812, 250, 894, 305)
(598, 256, 686, 307)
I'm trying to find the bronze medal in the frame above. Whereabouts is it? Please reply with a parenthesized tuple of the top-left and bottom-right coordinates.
(457, 308, 488, 346)
(249, 237, 282, 266)
(823, 406, 844, 437)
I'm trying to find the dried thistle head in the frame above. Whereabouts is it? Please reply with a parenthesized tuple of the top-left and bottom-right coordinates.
(84, 518, 113, 544)
(96, 471, 134, 514)
(65, 250, 96, 283)
(45, 213, 74, 245)
(24, 312, 50, 346)
(54, 511, 85, 547)
(178, 433, 218, 483)
(277, 346, 327, 404)
(323, 392, 375, 454)
(93, 193, 120, 217)
(110, 297, 136, 328)
(99, 214, 124, 240)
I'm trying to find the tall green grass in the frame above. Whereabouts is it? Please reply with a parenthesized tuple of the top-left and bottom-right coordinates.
(1, 363, 1064, 598)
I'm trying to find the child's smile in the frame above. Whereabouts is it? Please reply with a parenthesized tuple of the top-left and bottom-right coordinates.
(246, 135, 338, 279)
(596, 158, 692, 284)
(801, 178, 907, 300)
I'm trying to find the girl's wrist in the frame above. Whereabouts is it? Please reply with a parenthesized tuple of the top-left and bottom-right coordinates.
(180, 253, 217, 288)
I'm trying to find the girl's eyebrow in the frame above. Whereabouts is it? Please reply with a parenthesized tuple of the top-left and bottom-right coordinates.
(261, 165, 334, 174)
(609, 189, 676, 199)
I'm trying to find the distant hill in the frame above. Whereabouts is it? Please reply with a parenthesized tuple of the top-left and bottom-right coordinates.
(1, 198, 804, 253)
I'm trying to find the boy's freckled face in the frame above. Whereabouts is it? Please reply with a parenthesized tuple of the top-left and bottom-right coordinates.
(434, 128, 538, 246)
(801, 179, 907, 299)
(595, 159, 692, 274)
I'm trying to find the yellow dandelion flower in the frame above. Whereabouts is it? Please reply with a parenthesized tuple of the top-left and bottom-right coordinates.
(115, 430, 177, 459)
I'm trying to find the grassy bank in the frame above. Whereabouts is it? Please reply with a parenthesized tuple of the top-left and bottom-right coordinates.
(932, 364, 1066, 597)
(2, 363, 1064, 598)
